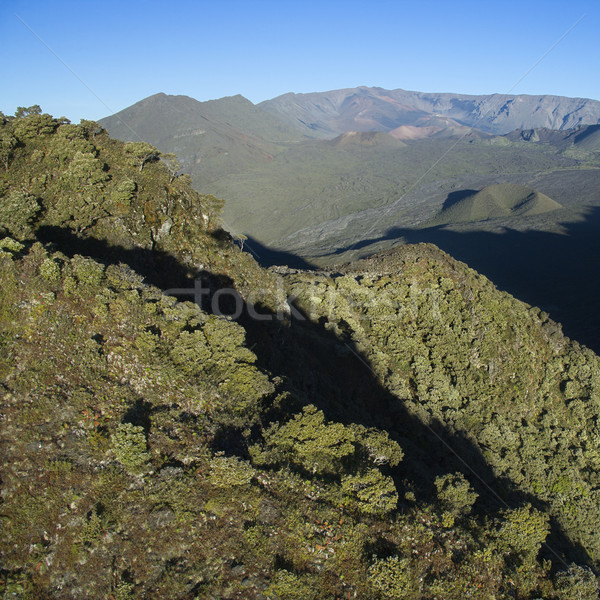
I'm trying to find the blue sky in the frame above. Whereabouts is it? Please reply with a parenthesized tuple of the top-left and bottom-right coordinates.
(1, 0, 599, 122)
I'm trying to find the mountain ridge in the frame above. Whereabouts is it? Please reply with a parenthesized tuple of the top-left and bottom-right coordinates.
(97, 89, 600, 355)
(258, 85, 600, 137)
(99, 92, 303, 187)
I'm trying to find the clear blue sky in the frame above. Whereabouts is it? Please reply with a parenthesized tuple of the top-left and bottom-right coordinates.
(1, 0, 598, 123)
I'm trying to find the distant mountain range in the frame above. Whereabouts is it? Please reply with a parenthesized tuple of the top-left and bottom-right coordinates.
(98, 87, 600, 267)
(99, 86, 600, 186)
(258, 86, 600, 137)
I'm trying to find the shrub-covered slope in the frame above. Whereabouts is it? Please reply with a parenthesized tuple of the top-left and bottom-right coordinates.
(1, 108, 600, 599)
(285, 247, 600, 566)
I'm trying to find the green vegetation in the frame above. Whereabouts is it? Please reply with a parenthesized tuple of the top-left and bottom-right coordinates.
(111, 423, 150, 474)
(286, 246, 600, 568)
(98, 91, 600, 256)
(425, 183, 563, 227)
(1, 107, 600, 598)
(207, 135, 582, 244)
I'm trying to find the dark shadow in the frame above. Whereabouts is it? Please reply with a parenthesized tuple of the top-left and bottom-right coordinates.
(239, 292, 592, 568)
(34, 223, 594, 569)
(242, 235, 316, 269)
(122, 399, 153, 435)
(574, 124, 600, 145)
(440, 188, 478, 211)
(332, 206, 600, 353)
(36, 225, 197, 292)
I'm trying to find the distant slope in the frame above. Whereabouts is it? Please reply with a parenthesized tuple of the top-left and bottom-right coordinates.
(99, 93, 303, 186)
(207, 137, 580, 243)
(328, 130, 406, 147)
(259, 86, 600, 136)
(98, 90, 600, 223)
(426, 183, 562, 226)
(575, 124, 600, 151)
(504, 123, 600, 152)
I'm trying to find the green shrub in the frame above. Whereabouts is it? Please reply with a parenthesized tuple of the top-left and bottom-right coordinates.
(495, 503, 550, 557)
(351, 424, 404, 467)
(39, 257, 61, 283)
(111, 423, 150, 474)
(0, 190, 41, 239)
(105, 263, 144, 290)
(341, 468, 398, 516)
(114, 581, 135, 600)
(124, 141, 160, 171)
(368, 555, 420, 599)
(13, 110, 57, 138)
(208, 453, 255, 487)
(435, 472, 478, 516)
(111, 179, 137, 207)
(554, 564, 599, 600)
(260, 405, 356, 476)
(0, 236, 24, 256)
(71, 255, 105, 288)
(265, 569, 318, 600)
(62, 274, 78, 296)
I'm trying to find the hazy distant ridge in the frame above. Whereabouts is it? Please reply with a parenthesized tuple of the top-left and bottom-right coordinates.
(259, 86, 600, 136)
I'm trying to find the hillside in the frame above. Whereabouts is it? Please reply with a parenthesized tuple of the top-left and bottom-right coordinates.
(505, 123, 600, 152)
(99, 93, 303, 187)
(425, 183, 563, 226)
(328, 130, 406, 148)
(575, 125, 600, 151)
(2, 107, 600, 598)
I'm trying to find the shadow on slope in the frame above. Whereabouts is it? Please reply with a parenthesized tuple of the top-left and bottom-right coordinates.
(240, 285, 591, 570)
(440, 188, 479, 210)
(35, 224, 592, 569)
(36, 226, 198, 292)
(243, 235, 316, 269)
(333, 206, 600, 353)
